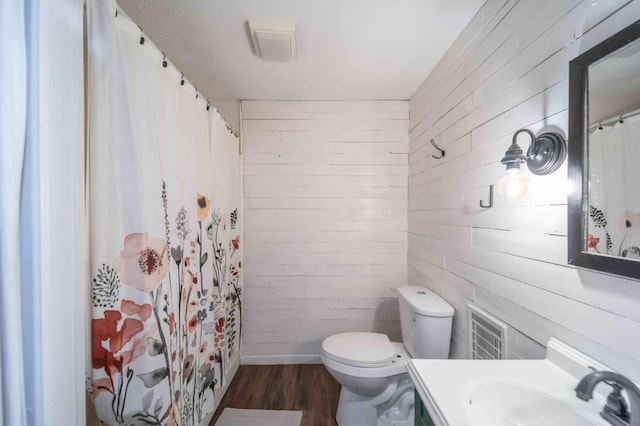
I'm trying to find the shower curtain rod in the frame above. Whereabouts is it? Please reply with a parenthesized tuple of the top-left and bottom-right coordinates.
(589, 107, 640, 130)
(114, 6, 239, 139)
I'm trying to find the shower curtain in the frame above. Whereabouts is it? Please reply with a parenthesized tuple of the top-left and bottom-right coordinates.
(0, 0, 28, 423)
(87, 0, 242, 424)
(588, 114, 640, 258)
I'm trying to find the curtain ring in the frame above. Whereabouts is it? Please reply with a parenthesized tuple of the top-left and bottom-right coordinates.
(162, 54, 167, 68)
(138, 25, 145, 45)
(619, 115, 624, 124)
(180, 73, 185, 86)
(598, 122, 603, 130)
(206, 102, 211, 111)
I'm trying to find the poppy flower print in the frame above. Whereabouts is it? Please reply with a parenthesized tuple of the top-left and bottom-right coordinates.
(113, 233, 168, 293)
(197, 193, 211, 222)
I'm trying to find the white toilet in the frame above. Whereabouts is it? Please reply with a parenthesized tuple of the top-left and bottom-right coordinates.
(321, 286, 454, 426)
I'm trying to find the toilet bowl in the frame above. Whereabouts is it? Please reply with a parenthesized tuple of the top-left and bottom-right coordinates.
(320, 286, 454, 426)
(321, 334, 413, 426)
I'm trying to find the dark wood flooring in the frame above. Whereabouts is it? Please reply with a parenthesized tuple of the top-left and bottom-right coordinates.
(210, 364, 340, 426)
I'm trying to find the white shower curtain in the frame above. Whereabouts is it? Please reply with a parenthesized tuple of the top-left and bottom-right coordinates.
(87, 0, 242, 424)
(0, 0, 28, 423)
(588, 114, 640, 258)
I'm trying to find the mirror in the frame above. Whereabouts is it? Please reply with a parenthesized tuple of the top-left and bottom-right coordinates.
(569, 20, 640, 280)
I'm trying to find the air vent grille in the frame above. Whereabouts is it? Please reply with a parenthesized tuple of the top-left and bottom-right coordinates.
(468, 304, 508, 360)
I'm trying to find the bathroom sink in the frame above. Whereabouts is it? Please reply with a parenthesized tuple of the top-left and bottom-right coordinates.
(464, 380, 602, 426)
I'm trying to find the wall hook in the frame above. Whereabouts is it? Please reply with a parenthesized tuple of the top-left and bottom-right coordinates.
(479, 185, 493, 208)
(430, 139, 445, 159)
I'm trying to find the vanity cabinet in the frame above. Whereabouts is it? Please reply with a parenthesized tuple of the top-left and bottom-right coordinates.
(415, 391, 436, 426)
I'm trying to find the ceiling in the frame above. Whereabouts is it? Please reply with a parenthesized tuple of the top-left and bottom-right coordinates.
(118, 0, 484, 104)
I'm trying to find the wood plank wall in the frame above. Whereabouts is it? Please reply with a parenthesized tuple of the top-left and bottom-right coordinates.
(241, 101, 409, 363)
(408, 0, 640, 380)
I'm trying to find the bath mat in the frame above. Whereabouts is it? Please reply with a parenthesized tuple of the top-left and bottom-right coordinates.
(215, 408, 303, 426)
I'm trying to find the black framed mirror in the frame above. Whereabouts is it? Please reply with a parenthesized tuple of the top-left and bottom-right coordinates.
(568, 19, 640, 280)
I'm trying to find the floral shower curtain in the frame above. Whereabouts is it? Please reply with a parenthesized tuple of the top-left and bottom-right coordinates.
(87, 0, 242, 424)
(588, 114, 640, 258)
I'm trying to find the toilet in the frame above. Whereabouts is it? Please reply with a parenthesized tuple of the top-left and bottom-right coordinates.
(321, 286, 454, 426)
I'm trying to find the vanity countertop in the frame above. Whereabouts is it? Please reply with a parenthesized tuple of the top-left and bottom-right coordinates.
(407, 339, 613, 426)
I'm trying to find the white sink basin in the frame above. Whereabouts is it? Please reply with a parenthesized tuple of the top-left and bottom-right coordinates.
(464, 380, 602, 426)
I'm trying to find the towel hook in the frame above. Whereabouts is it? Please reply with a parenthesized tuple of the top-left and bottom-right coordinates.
(479, 185, 493, 208)
(138, 25, 145, 45)
(430, 139, 445, 159)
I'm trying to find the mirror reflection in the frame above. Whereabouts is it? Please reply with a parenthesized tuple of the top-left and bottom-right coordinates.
(587, 38, 640, 260)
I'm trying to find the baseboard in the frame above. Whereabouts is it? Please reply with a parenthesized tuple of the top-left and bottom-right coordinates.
(241, 354, 322, 365)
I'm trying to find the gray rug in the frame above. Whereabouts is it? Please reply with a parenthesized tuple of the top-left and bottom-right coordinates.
(215, 408, 303, 426)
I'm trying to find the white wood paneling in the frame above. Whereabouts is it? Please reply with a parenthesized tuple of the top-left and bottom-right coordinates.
(242, 101, 408, 362)
(408, 0, 640, 379)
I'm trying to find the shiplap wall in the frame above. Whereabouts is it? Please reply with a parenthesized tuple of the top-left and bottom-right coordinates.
(241, 101, 409, 363)
(408, 0, 640, 380)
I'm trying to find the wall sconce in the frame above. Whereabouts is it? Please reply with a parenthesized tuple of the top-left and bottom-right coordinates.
(496, 128, 566, 201)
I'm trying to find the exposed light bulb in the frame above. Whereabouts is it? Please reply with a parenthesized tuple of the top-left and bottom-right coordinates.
(496, 168, 529, 201)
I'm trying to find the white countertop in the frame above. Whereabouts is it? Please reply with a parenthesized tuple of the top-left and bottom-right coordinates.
(407, 339, 613, 426)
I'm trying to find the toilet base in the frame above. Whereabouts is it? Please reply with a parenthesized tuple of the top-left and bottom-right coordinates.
(336, 374, 414, 426)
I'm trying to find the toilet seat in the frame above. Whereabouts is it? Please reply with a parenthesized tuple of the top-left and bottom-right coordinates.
(322, 332, 396, 367)
(321, 339, 410, 379)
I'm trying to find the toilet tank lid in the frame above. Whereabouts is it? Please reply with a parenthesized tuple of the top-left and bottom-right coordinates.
(397, 286, 454, 317)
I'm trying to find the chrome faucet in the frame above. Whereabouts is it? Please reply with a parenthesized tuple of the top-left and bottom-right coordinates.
(575, 370, 640, 426)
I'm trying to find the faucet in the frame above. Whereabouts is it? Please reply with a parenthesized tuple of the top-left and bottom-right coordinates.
(575, 369, 640, 426)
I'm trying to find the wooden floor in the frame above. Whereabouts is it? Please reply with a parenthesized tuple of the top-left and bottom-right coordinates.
(210, 364, 340, 426)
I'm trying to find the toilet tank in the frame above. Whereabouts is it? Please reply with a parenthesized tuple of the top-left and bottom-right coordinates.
(397, 286, 454, 359)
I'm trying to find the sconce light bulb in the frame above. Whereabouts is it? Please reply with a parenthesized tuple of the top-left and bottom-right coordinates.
(496, 168, 529, 201)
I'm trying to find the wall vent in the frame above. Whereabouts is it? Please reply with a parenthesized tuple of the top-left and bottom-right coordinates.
(468, 304, 508, 360)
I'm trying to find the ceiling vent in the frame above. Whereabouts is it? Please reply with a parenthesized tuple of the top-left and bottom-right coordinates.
(248, 18, 297, 62)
